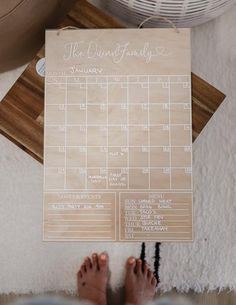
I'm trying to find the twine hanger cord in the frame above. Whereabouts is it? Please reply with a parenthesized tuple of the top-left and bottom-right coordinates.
(57, 26, 79, 36)
(138, 15, 179, 33)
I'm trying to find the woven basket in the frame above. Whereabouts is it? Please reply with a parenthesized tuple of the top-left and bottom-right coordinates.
(105, 0, 236, 27)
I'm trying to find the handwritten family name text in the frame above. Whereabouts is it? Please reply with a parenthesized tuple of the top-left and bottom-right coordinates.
(63, 40, 170, 63)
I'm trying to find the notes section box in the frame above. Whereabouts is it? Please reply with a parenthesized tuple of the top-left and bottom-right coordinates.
(44, 192, 116, 241)
(119, 192, 192, 241)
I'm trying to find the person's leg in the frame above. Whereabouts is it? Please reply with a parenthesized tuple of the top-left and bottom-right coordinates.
(77, 252, 109, 305)
(125, 257, 157, 305)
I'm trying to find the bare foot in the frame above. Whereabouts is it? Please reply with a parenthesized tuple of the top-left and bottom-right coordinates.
(125, 257, 157, 305)
(77, 252, 109, 305)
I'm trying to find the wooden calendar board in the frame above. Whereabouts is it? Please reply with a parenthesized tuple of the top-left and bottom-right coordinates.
(44, 28, 192, 241)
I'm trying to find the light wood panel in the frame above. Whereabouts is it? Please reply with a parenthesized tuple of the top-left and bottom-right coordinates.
(43, 27, 193, 242)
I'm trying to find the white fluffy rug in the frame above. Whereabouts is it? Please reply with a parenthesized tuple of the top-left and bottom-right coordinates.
(0, 138, 149, 293)
(0, 5, 236, 294)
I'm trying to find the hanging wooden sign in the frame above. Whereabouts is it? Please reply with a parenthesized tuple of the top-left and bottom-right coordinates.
(44, 28, 192, 241)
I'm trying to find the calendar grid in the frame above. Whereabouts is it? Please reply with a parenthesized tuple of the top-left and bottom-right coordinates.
(64, 78, 67, 189)
(147, 75, 150, 189)
(106, 76, 109, 189)
(85, 76, 88, 189)
(168, 75, 172, 189)
(127, 75, 130, 188)
(44, 75, 192, 192)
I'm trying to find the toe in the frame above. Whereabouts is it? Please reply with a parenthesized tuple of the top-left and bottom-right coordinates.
(77, 270, 83, 279)
(126, 257, 136, 273)
(98, 252, 108, 271)
(151, 276, 157, 286)
(82, 263, 87, 273)
(143, 262, 148, 276)
(136, 259, 142, 275)
(147, 269, 153, 281)
(84, 257, 92, 270)
(77, 270, 83, 290)
(92, 253, 98, 270)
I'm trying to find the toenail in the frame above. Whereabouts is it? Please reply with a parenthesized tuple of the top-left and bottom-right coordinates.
(100, 254, 106, 260)
(129, 257, 135, 264)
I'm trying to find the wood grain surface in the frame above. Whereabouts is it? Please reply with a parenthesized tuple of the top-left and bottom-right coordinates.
(0, 0, 226, 163)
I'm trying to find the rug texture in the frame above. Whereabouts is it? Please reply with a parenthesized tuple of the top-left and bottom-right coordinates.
(0, 5, 236, 294)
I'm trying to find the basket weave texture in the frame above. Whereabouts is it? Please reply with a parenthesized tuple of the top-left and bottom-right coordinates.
(106, 0, 236, 27)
